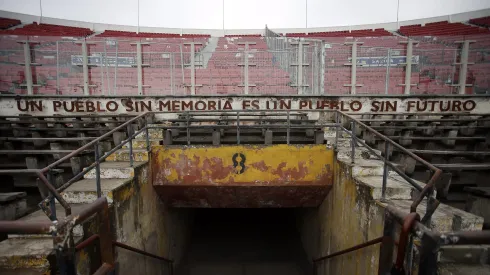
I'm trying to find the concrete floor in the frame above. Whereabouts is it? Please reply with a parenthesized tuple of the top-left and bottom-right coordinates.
(177, 208, 312, 275)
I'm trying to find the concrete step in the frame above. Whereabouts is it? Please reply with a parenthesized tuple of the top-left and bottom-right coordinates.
(122, 139, 161, 149)
(354, 174, 414, 200)
(8, 204, 89, 238)
(440, 245, 490, 265)
(0, 192, 27, 221)
(351, 159, 396, 177)
(337, 144, 382, 161)
(105, 149, 148, 162)
(60, 178, 130, 204)
(438, 263, 490, 275)
(0, 238, 53, 274)
(135, 128, 164, 139)
(390, 200, 484, 232)
(84, 161, 144, 179)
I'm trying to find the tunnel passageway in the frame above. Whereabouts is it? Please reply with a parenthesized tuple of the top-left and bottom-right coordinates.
(177, 208, 312, 275)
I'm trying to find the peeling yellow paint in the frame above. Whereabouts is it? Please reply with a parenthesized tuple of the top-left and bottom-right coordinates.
(114, 184, 135, 202)
(152, 144, 334, 186)
(307, 159, 385, 275)
(76, 250, 89, 272)
(2, 255, 49, 269)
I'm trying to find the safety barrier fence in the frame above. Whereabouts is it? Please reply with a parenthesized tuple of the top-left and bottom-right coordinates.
(0, 110, 488, 274)
(1, 35, 490, 96)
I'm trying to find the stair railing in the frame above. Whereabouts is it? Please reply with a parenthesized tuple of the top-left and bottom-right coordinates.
(312, 205, 490, 275)
(36, 112, 152, 220)
(0, 196, 174, 275)
(335, 111, 442, 224)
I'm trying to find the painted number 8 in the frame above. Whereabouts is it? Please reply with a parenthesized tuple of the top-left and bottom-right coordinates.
(232, 153, 246, 174)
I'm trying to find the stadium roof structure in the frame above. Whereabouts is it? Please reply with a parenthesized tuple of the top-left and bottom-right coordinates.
(0, 8, 489, 37)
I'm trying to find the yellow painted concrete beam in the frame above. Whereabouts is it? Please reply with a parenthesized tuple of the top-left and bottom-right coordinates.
(152, 145, 334, 186)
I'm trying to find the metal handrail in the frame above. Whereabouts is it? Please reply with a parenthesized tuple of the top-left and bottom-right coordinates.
(0, 197, 115, 275)
(312, 236, 385, 263)
(76, 236, 174, 274)
(113, 241, 174, 264)
(386, 204, 490, 245)
(35, 112, 151, 218)
(0, 112, 151, 219)
(337, 111, 442, 220)
(40, 112, 148, 173)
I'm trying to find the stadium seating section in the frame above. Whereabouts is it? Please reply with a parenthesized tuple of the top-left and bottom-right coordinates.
(97, 30, 210, 38)
(0, 16, 489, 95)
(1, 22, 93, 37)
(0, 17, 21, 29)
(399, 21, 490, 36)
(286, 28, 392, 37)
(470, 16, 490, 28)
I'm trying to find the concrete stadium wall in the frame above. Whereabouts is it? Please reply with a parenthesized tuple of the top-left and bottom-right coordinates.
(76, 163, 193, 275)
(296, 157, 384, 275)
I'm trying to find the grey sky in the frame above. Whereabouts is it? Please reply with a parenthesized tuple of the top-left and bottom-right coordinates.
(1, 0, 489, 29)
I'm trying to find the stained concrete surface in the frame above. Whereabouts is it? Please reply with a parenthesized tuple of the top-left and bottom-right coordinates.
(177, 208, 312, 275)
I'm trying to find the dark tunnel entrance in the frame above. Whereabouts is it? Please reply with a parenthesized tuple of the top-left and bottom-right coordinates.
(177, 208, 312, 275)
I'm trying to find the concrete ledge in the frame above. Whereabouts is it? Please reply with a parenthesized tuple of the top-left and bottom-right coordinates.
(438, 263, 490, 275)
(354, 175, 414, 200)
(60, 178, 131, 204)
(440, 245, 490, 265)
(122, 139, 160, 149)
(135, 129, 164, 139)
(0, 238, 52, 271)
(84, 162, 145, 179)
(105, 149, 148, 162)
(0, 199, 27, 221)
(351, 159, 386, 177)
(388, 200, 484, 232)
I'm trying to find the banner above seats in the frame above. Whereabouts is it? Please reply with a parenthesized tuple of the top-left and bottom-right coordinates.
(0, 95, 488, 116)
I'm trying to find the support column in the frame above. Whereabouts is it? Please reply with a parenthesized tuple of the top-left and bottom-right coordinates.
(291, 41, 310, 94)
(75, 41, 97, 95)
(17, 41, 41, 95)
(398, 39, 418, 95)
(170, 54, 174, 95)
(384, 48, 391, 95)
(320, 41, 326, 94)
(453, 40, 475, 94)
(238, 42, 257, 94)
(136, 42, 143, 95)
(130, 41, 151, 95)
(343, 41, 364, 94)
(184, 42, 203, 95)
(81, 41, 89, 95)
(23, 42, 34, 95)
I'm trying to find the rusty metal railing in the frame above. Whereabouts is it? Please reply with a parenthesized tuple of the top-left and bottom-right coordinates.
(38, 112, 150, 220)
(313, 205, 490, 275)
(336, 111, 442, 224)
(312, 236, 385, 263)
(0, 197, 115, 275)
(379, 205, 490, 275)
(0, 112, 152, 220)
(0, 196, 174, 275)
